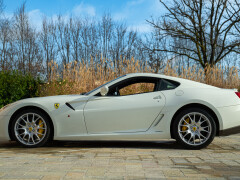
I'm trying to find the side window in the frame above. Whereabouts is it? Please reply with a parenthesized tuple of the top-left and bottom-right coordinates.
(107, 77, 160, 96)
(119, 82, 155, 96)
(159, 79, 180, 91)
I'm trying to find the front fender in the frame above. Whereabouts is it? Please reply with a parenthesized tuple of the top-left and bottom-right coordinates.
(1, 101, 58, 139)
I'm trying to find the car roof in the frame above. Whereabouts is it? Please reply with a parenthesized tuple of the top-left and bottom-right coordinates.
(126, 73, 179, 80)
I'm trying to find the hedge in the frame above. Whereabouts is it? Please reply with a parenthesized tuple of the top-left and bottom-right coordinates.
(0, 71, 40, 108)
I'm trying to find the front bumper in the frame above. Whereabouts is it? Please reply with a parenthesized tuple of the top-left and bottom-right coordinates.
(0, 115, 11, 141)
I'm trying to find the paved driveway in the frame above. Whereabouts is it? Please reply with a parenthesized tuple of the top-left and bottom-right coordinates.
(0, 134, 240, 180)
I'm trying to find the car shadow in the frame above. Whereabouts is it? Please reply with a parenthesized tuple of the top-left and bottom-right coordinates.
(48, 140, 183, 149)
(0, 140, 186, 151)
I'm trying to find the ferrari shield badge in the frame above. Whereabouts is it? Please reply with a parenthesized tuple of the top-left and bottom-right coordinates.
(54, 103, 60, 109)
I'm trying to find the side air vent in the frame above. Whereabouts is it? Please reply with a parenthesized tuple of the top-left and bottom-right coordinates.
(66, 103, 75, 111)
(154, 114, 164, 127)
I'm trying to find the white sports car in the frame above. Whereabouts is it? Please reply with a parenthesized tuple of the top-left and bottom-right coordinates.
(0, 73, 240, 149)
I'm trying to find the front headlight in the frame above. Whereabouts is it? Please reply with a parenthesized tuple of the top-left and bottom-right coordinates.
(0, 102, 18, 113)
(0, 104, 11, 112)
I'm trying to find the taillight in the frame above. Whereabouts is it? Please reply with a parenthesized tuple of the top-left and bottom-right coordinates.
(235, 92, 240, 98)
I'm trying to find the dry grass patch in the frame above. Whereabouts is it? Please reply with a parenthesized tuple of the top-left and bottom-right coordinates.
(39, 58, 240, 96)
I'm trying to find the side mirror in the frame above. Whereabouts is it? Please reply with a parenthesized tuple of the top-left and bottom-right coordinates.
(100, 86, 109, 96)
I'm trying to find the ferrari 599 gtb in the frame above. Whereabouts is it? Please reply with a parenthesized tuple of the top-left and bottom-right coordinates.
(0, 73, 240, 149)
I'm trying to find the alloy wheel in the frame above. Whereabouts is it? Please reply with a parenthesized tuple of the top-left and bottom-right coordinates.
(14, 113, 47, 146)
(177, 112, 212, 146)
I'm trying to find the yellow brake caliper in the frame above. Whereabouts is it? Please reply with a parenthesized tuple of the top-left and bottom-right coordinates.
(182, 118, 189, 131)
(38, 120, 44, 138)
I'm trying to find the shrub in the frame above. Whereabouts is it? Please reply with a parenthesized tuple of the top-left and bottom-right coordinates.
(0, 71, 40, 108)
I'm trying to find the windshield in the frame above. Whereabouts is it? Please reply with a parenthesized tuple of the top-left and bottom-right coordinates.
(85, 75, 126, 95)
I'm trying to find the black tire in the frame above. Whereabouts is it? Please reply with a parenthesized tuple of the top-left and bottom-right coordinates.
(11, 109, 51, 148)
(172, 108, 216, 150)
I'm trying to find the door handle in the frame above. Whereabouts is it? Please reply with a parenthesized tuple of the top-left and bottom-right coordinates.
(153, 95, 162, 100)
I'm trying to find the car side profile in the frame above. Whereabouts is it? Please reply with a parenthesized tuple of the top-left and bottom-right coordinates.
(0, 73, 240, 149)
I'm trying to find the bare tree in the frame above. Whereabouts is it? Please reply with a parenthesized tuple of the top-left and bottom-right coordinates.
(80, 18, 94, 63)
(148, 0, 240, 69)
(0, 19, 12, 70)
(0, 0, 14, 71)
(99, 13, 113, 60)
(55, 15, 71, 66)
(69, 17, 82, 62)
(111, 23, 127, 68)
(125, 30, 137, 60)
(0, 0, 4, 15)
(40, 17, 57, 78)
(14, 3, 42, 75)
(86, 18, 100, 63)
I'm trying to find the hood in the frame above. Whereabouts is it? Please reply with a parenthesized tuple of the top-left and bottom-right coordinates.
(19, 94, 86, 104)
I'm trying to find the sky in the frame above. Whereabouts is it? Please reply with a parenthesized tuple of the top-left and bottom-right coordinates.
(3, 0, 164, 33)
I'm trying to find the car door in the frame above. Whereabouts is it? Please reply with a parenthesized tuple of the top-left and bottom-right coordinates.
(83, 77, 166, 134)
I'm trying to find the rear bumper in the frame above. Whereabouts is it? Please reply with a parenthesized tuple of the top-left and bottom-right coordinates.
(219, 125, 240, 136)
(217, 105, 240, 133)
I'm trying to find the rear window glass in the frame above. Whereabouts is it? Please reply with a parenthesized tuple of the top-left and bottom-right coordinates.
(159, 79, 180, 91)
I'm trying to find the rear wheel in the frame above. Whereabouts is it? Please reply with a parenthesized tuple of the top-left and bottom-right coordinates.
(11, 109, 51, 148)
(172, 108, 216, 149)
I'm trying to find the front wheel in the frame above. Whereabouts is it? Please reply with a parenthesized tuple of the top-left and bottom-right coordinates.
(172, 108, 216, 149)
(11, 109, 51, 148)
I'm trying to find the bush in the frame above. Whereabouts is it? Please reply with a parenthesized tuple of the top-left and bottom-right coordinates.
(0, 71, 40, 108)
